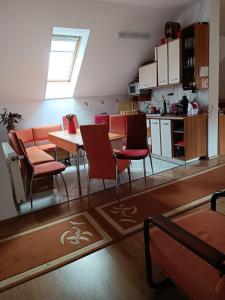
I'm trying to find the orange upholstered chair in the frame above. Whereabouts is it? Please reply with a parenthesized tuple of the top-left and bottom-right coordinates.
(114, 113, 153, 183)
(80, 124, 131, 205)
(15, 128, 34, 145)
(32, 124, 62, 152)
(144, 193, 225, 299)
(62, 115, 79, 131)
(9, 131, 54, 165)
(10, 131, 69, 210)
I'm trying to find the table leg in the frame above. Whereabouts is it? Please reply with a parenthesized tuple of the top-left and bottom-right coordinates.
(76, 151, 82, 196)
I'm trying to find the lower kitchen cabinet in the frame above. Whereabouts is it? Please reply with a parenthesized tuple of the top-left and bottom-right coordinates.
(160, 119, 172, 158)
(150, 119, 161, 155)
(148, 114, 207, 164)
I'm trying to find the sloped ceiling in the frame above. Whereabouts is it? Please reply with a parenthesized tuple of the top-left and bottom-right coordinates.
(0, 0, 195, 102)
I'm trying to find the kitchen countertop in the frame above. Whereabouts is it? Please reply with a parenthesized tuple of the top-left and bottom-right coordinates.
(146, 113, 206, 120)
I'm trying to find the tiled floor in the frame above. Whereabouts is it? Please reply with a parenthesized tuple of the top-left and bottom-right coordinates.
(18, 157, 179, 214)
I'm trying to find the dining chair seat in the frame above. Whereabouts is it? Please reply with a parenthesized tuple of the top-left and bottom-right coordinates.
(34, 161, 65, 177)
(114, 148, 150, 160)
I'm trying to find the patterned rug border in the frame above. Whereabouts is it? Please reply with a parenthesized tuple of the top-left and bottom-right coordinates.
(0, 211, 112, 291)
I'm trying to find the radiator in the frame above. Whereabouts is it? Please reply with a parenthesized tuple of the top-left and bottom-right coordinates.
(2, 142, 26, 204)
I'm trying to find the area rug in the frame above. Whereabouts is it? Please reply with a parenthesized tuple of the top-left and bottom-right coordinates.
(1, 164, 225, 291)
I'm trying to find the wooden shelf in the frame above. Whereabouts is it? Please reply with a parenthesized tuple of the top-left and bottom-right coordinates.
(174, 143, 185, 147)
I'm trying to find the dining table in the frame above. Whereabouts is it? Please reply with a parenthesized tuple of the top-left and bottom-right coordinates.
(48, 129, 124, 196)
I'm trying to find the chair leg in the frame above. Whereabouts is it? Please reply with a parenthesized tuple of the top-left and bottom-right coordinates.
(60, 172, 69, 205)
(29, 174, 34, 210)
(87, 177, 91, 208)
(102, 179, 106, 190)
(143, 158, 147, 185)
(76, 153, 82, 196)
(149, 153, 154, 175)
(127, 166, 132, 190)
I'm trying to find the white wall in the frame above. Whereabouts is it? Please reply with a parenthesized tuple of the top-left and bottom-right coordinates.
(219, 37, 225, 99)
(0, 144, 17, 221)
(0, 0, 180, 102)
(208, 0, 220, 157)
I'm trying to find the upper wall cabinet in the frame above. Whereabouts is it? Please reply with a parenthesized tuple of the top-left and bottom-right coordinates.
(168, 39, 180, 84)
(182, 23, 209, 90)
(157, 43, 168, 86)
(139, 62, 157, 89)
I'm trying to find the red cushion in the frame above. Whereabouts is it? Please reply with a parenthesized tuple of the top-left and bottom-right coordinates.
(150, 210, 225, 300)
(38, 143, 56, 151)
(34, 161, 65, 177)
(114, 148, 150, 160)
(26, 146, 54, 165)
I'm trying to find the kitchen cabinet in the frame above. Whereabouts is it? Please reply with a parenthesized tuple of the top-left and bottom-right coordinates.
(157, 43, 168, 86)
(160, 119, 172, 158)
(150, 119, 161, 155)
(139, 62, 157, 89)
(148, 114, 207, 164)
(182, 23, 209, 90)
(168, 39, 180, 84)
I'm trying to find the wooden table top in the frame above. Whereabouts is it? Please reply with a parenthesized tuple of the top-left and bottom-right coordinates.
(48, 130, 124, 154)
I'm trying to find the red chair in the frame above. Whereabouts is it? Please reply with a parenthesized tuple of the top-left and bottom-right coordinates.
(63, 115, 79, 130)
(94, 114, 109, 132)
(144, 193, 225, 299)
(80, 124, 131, 205)
(10, 131, 69, 210)
(114, 113, 153, 183)
(109, 114, 127, 136)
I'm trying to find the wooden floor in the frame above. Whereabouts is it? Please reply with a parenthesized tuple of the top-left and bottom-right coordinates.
(1, 157, 225, 300)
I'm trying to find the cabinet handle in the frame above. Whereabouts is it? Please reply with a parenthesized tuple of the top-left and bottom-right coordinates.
(162, 122, 170, 125)
(152, 121, 158, 124)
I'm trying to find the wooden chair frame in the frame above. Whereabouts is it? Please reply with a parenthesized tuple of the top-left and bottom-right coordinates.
(144, 192, 225, 290)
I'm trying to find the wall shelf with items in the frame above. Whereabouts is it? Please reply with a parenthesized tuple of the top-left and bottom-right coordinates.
(182, 23, 209, 90)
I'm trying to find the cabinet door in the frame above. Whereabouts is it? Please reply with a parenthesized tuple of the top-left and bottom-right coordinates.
(157, 44, 168, 86)
(150, 119, 161, 155)
(160, 120, 172, 158)
(168, 39, 180, 84)
(139, 62, 157, 89)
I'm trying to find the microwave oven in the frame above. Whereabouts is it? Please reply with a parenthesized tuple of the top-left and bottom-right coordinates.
(128, 82, 151, 96)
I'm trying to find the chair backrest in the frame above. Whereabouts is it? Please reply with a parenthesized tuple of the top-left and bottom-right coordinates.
(126, 113, 148, 149)
(94, 114, 109, 132)
(9, 131, 33, 177)
(80, 124, 117, 179)
(62, 116, 79, 131)
(32, 125, 62, 141)
(15, 128, 34, 144)
(109, 115, 127, 136)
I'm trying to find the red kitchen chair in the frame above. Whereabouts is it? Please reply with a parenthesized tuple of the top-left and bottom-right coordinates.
(11, 131, 69, 210)
(114, 113, 153, 183)
(144, 192, 225, 299)
(94, 114, 109, 132)
(80, 124, 131, 206)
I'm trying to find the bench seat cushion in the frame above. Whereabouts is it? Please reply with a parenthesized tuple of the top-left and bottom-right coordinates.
(26, 146, 54, 165)
(150, 210, 225, 300)
(38, 143, 56, 151)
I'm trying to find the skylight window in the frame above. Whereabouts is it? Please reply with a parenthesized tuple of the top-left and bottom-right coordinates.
(45, 27, 90, 99)
(47, 36, 80, 82)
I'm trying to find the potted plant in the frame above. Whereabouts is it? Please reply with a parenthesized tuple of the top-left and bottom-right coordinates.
(66, 113, 76, 134)
(0, 108, 23, 132)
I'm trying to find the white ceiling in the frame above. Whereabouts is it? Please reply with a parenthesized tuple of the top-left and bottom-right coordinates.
(97, 0, 198, 9)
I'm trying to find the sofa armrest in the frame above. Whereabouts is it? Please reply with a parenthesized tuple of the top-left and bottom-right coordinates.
(145, 215, 225, 275)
